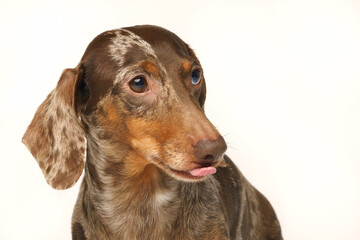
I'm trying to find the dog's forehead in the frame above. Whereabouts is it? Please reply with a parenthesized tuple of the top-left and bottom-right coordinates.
(108, 28, 158, 68)
(108, 26, 197, 74)
(124, 25, 194, 61)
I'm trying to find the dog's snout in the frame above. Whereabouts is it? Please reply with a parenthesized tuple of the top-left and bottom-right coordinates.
(193, 137, 227, 163)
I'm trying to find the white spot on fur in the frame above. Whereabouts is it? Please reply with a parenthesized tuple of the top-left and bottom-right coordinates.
(108, 29, 167, 85)
(154, 190, 175, 207)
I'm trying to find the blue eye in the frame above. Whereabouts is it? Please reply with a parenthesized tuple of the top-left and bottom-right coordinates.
(129, 76, 148, 93)
(191, 69, 202, 85)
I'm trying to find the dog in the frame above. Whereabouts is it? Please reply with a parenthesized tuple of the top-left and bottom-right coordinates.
(23, 25, 282, 240)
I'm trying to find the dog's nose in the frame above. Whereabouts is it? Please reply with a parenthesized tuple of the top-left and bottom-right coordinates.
(193, 137, 227, 163)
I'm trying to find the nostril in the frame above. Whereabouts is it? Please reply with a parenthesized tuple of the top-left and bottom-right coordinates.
(193, 137, 227, 163)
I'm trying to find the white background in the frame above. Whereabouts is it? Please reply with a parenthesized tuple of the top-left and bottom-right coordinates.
(1, 0, 360, 239)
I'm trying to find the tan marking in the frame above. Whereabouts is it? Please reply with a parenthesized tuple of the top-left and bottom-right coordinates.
(106, 104, 118, 122)
(124, 152, 152, 176)
(141, 61, 159, 78)
(125, 115, 198, 175)
(182, 60, 191, 72)
(138, 164, 159, 184)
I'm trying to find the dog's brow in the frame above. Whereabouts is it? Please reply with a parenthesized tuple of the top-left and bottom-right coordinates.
(141, 61, 159, 78)
(182, 60, 192, 73)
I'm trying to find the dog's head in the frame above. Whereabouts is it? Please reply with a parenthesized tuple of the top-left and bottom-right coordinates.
(23, 25, 227, 189)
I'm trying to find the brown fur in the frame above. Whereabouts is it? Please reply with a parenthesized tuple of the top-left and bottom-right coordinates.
(23, 25, 282, 239)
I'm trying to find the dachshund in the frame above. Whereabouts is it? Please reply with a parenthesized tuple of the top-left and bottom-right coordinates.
(23, 25, 282, 240)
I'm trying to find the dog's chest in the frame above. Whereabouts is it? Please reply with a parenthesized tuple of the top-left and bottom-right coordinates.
(100, 181, 228, 240)
(102, 189, 180, 239)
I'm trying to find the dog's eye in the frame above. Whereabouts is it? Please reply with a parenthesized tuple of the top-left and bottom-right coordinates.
(191, 69, 202, 86)
(129, 76, 148, 93)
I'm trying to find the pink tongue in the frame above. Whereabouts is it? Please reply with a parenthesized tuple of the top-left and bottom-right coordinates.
(188, 167, 217, 177)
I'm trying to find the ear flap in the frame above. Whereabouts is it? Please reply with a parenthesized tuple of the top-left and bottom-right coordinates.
(23, 67, 87, 190)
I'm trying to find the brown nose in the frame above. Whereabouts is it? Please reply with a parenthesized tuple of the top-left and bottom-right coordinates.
(193, 136, 227, 163)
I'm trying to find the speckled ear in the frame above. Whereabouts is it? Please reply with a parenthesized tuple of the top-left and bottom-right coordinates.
(22, 67, 86, 190)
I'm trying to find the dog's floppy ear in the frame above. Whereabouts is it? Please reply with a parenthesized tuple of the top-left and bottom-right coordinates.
(22, 66, 86, 190)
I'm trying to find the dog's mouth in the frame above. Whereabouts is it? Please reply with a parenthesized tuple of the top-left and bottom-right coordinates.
(152, 157, 217, 180)
(169, 166, 217, 180)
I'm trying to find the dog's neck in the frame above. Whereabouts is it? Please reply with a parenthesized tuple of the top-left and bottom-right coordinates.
(82, 135, 181, 238)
